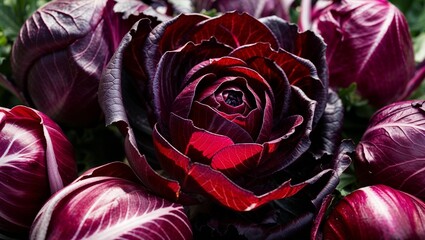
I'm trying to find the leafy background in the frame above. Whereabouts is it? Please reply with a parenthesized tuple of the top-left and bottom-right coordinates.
(0, 0, 424, 188)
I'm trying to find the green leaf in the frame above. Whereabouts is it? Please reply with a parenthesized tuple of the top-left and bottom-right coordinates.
(0, 0, 51, 38)
(389, 0, 414, 13)
(0, 31, 11, 71)
(0, 2, 22, 39)
(200, 8, 219, 17)
(414, 32, 425, 62)
(338, 83, 369, 111)
(335, 164, 359, 197)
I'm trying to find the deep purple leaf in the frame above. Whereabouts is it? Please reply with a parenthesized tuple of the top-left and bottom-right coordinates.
(187, 12, 279, 50)
(9, 0, 167, 126)
(152, 41, 233, 128)
(309, 89, 344, 159)
(260, 15, 328, 89)
(309, 0, 415, 107)
(144, 14, 209, 81)
(356, 100, 425, 200)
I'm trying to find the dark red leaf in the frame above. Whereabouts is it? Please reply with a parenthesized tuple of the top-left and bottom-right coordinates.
(187, 12, 279, 49)
(211, 143, 263, 177)
(186, 163, 306, 211)
(167, 114, 234, 163)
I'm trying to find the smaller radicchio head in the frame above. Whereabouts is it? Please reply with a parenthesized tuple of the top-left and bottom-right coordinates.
(303, 0, 416, 107)
(0, 105, 77, 238)
(6, 0, 175, 127)
(30, 162, 192, 240)
(313, 185, 425, 239)
(355, 100, 425, 201)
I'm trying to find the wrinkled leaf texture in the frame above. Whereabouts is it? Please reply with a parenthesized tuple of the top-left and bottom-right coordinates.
(30, 162, 192, 240)
(310, 0, 415, 107)
(10, 0, 150, 126)
(356, 100, 425, 201)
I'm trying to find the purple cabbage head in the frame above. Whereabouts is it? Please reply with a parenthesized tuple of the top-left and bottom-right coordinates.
(30, 162, 193, 240)
(192, 0, 294, 20)
(9, 0, 173, 127)
(319, 185, 425, 239)
(355, 100, 425, 201)
(0, 105, 77, 238)
(307, 0, 415, 107)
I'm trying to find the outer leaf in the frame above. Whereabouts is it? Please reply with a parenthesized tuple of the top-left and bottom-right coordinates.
(0, 105, 77, 237)
(153, 125, 308, 211)
(144, 13, 208, 81)
(168, 114, 235, 162)
(30, 163, 192, 240)
(99, 20, 188, 203)
(355, 100, 425, 200)
(322, 185, 425, 239)
(308, 89, 344, 159)
(186, 163, 307, 211)
(187, 12, 280, 50)
(4, 105, 77, 189)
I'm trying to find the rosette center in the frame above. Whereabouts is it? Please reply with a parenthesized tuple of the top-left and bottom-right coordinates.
(223, 90, 243, 107)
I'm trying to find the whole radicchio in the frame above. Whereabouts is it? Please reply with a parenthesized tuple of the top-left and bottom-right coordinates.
(0, 105, 77, 238)
(355, 100, 425, 201)
(99, 12, 352, 237)
(305, 0, 416, 107)
(6, 0, 174, 127)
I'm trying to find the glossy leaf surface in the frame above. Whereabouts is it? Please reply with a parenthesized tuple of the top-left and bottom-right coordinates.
(0, 105, 76, 237)
(356, 100, 425, 200)
(309, 0, 415, 107)
(30, 162, 192, 240)
(323, 185, 425, 239)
